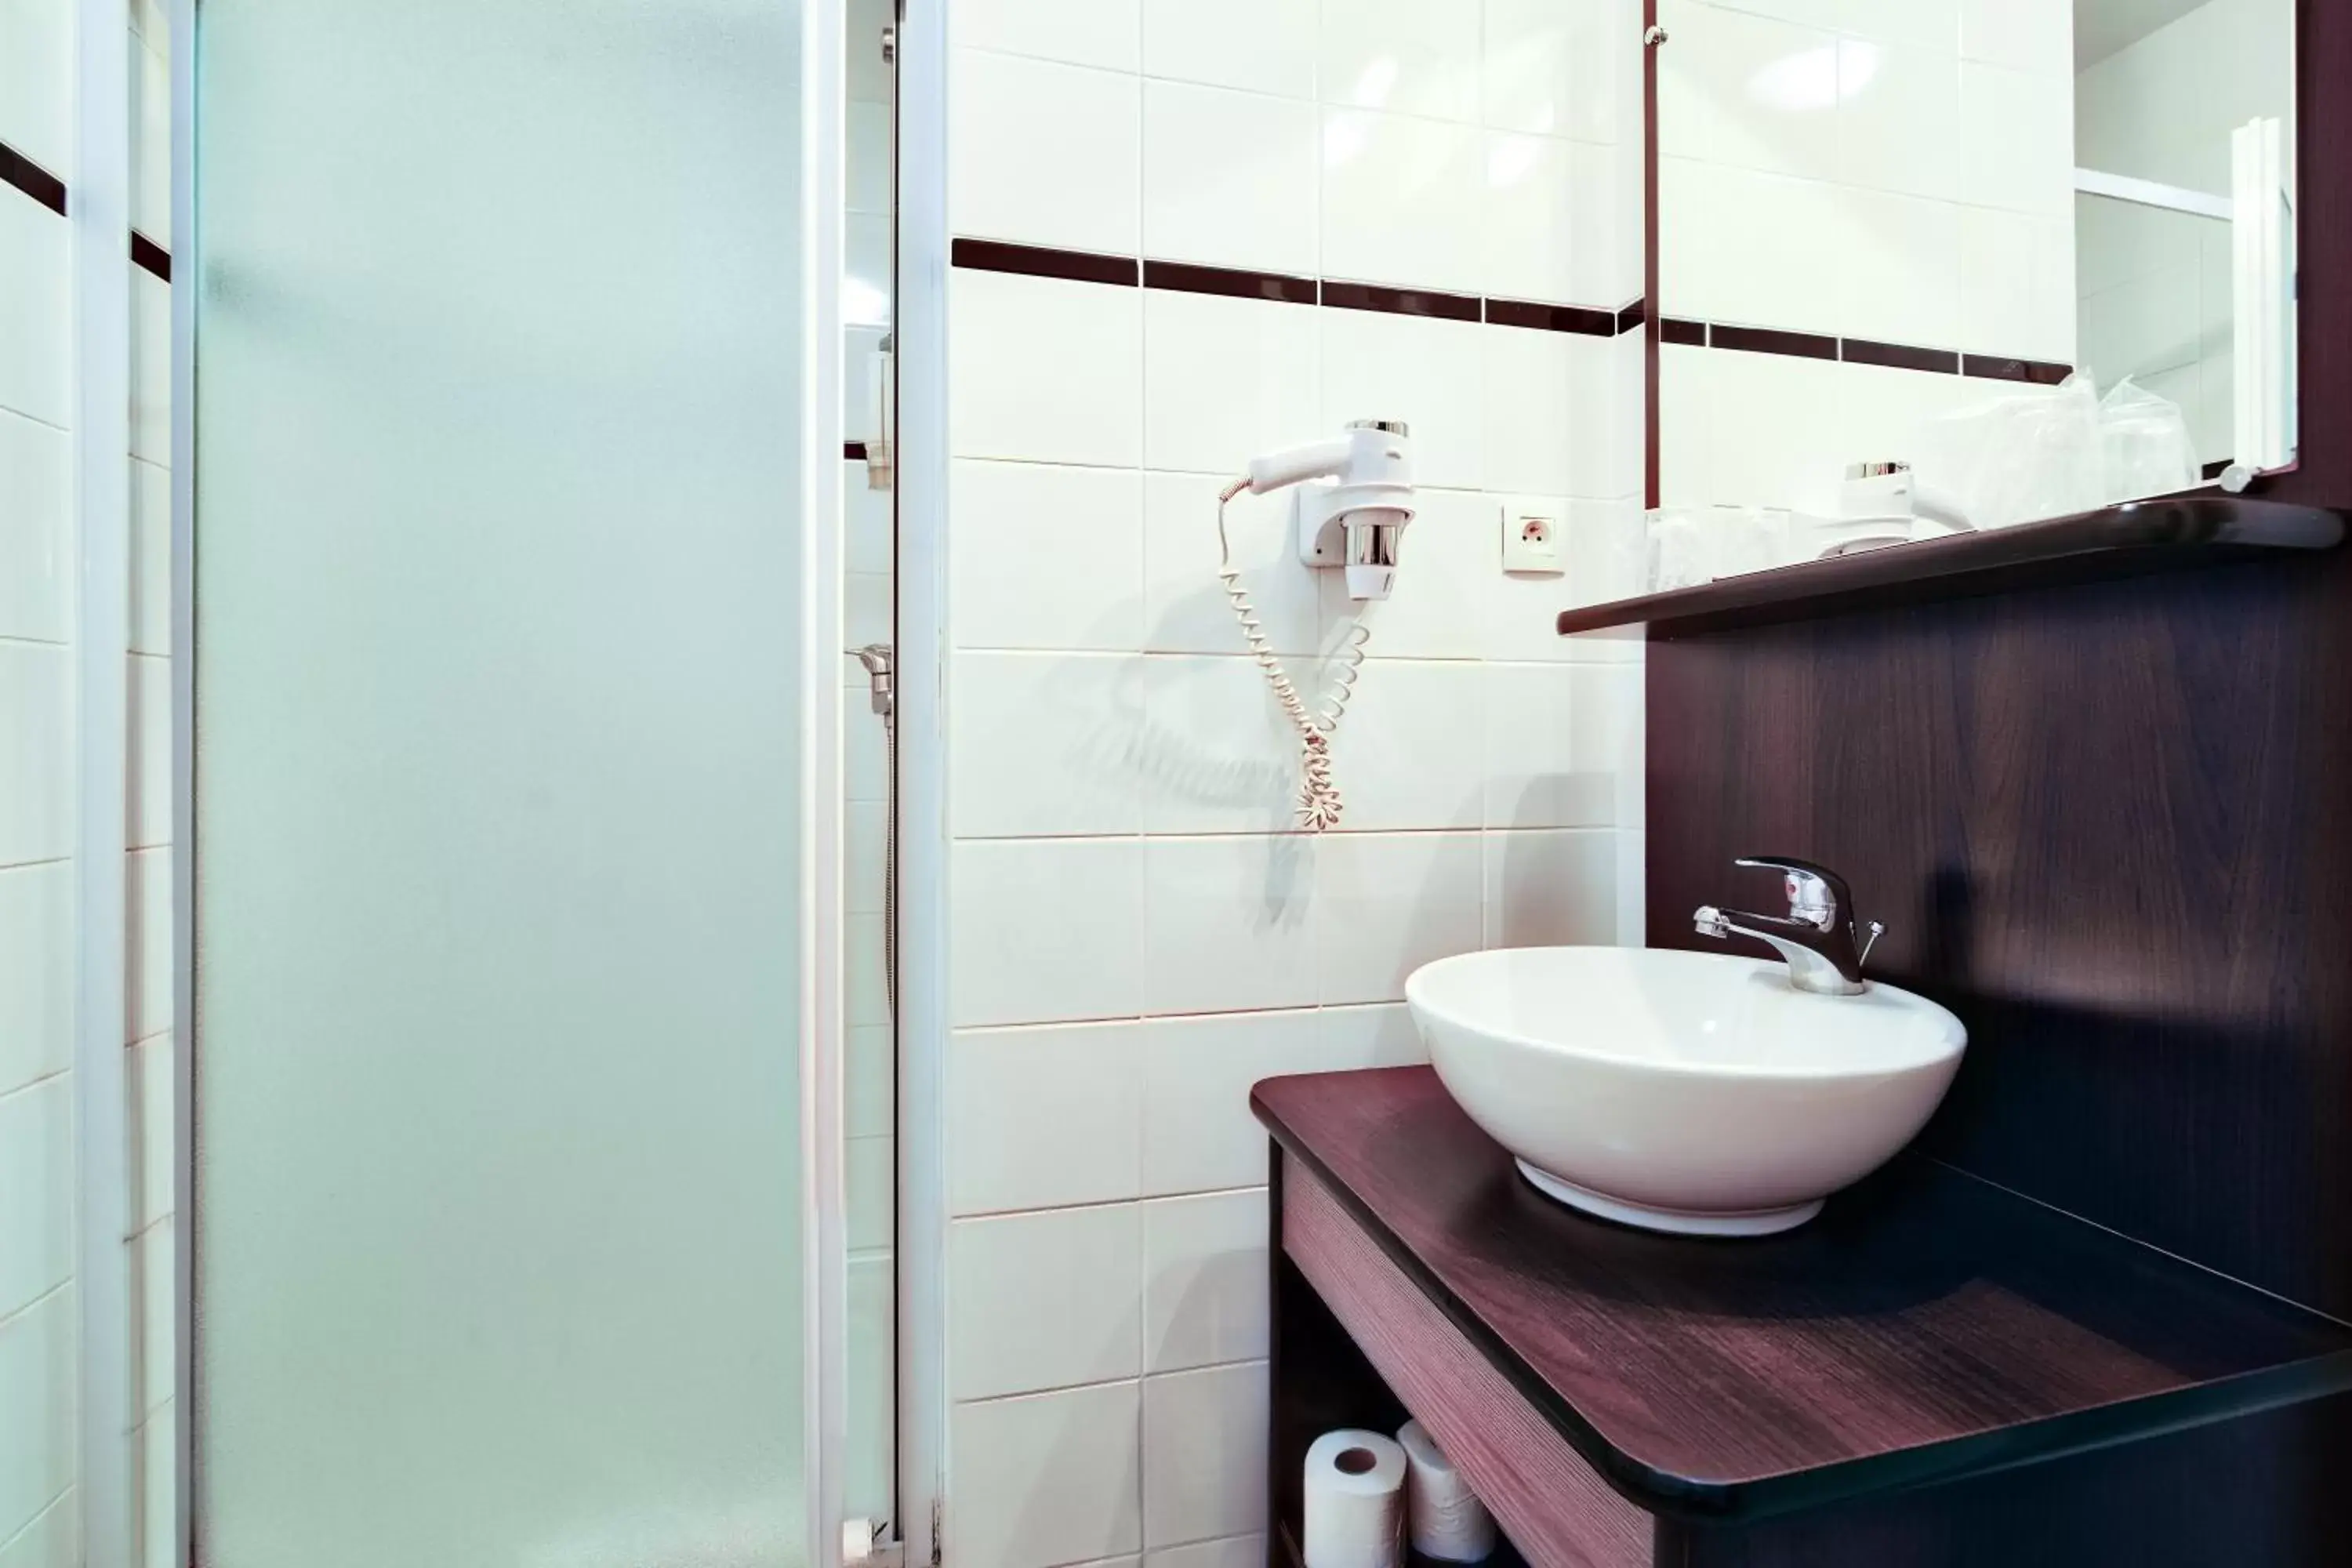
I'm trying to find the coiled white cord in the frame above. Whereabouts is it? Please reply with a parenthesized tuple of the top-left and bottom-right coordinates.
(1218, 476, 1371, 833)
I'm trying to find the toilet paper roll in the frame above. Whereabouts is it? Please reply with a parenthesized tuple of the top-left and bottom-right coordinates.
(1303, 1429, 1408, 1568)
(1397, 1420, 1496, 1563)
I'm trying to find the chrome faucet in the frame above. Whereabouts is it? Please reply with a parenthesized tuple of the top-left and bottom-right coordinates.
(1694, 857, 1885, 996)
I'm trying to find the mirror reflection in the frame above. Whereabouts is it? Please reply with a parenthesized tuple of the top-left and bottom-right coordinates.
(1651, 0, 2296, 587)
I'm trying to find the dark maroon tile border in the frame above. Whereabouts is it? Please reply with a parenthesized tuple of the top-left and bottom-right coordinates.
(1617, 297, 1647, 334)
(1843, 337, 1960, 374)
(1713, 323, 1838, 361)
(950, 237, 1138, 287)
(1963, 353, 2074, 385)
(1486, 297, 1617, 336)
(1319, 279, 1483, 323)
(132, 230, 171, 283)
(1661, 317, 1707, 347)
(844, 440, 869, 461)
(1142, 259, 1316, 305)
(1, 140, 67, 217)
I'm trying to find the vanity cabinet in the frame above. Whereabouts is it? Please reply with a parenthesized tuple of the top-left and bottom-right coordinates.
(1258, 1067, 2352, 1568)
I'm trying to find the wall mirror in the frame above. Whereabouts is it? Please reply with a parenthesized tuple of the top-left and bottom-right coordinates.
(1650, 0, 2296, 583)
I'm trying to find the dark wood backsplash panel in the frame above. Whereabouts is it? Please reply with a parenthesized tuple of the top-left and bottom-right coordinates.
(1646, 557, 2352, 1317)
(1644, 1, 2352, 1321)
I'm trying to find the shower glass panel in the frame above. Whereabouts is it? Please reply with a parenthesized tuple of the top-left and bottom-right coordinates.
(190, 2, 817, 1563)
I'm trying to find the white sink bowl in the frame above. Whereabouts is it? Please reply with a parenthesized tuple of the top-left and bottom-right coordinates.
(1405, 947, 1966, 1237)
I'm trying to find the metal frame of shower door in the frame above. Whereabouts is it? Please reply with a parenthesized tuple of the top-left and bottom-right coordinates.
(167, 2, 858, 1564)
(892, 0, 950, 1559)
(74, 0, 136, 1561)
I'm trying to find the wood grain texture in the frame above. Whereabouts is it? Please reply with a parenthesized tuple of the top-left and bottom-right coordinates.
(1253, 1068, 2352, 1523)
(1554, 497, 2343, 639)
(1283, 1155, 1653, 1568)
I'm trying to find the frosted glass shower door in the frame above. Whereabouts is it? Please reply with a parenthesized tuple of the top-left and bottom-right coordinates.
(186, 2, 832, 1564)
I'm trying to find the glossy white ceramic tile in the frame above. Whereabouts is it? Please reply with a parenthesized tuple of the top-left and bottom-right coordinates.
(0, 1076, 71, 1323)
(1142, 0, 1316, 98)
(0, 196, 71, 430)
(1142, 836, 1319, 1015)
(1130, 655, 1301, 835)
(0, 864, 70, 1097)
(129, 1218, 172, 1420)
(1316, 1000, 1430, 1069)
(953, 51, 1142, 255)
(1958, 59, 2073, 219)
(1482, 133, 1608, 307)
(1484, 0, 1620, 143)
(0, 643, 70, 871)
(952, 1205, 1144, 1399)
(128, 1033, 172, 1231)
(1837, 36, 1960, 202)
(133, 1408, 168, 1568)
(0, 414, 68, 644)
(1658, 0, 1841, 180)
(952, 1022, 1144, 1215)
(953, 653, 1146, 838)
(1839, 187, 1962, 348)
(848, 1023, 894, 1142)
(123, 847, 169, 1046)
(0, 1490, 74, 1568)
(848, 1254, 895, 1523)
(1142, 82, 1319, 278)
(1959, 0, 2072, 75)
(128, 655, 172, 851)
(1144, 1536, 1266, 1568)
(1141, 1361, 1268, 1548)
(957, 0, 1142, 71)
(132, 33, 171, 243)
(0, 0, 71, 180)
(130, 270, 170, 465)
(953, 838, 1145, 1027)
(1659, 158, 1845, 336)
(1142, 291, 1322, 477)
(952, 269, 1143, 466)
(1319, 0, 1480, 123)
(1483, 663, 1588, 829)
(0, 1283, 74, 1544)
(1323, 660, 1485, 832)
(1313, 831, 1484, 1004)
(1142, 1189, 1268, 1374)
(1316, 309, 1485, 489)
(1485, 828, 1619, 948)
(1333, 487, 1491, 661)
(1691, 346, 1848, 514)
(129, 458, 172, 656)
(1480, 497, 1640, 662)
(950, 1381, 1145, 1568)
(1143, 476, 1323, 662)
(848, 1135, 895, 1253)
(1479, 325, 1577, 495)
(1320, 110, 1486, 296)
(1139, 1009, 1324, 1196)
(953, 461, 1146, 652)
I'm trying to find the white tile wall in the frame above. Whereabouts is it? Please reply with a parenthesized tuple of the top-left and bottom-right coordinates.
(946, 5, 1646, 1559)
(1656, 0, 2074, 519)
(2, 13, 184, 1555)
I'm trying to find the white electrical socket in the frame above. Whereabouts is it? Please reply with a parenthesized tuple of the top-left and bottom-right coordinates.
(1502, 507, 1565, 574)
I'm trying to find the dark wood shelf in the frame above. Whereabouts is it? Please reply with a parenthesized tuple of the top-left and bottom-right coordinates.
(1254, 1066, 2352, 1523)
(1555, 495, 2345, 641)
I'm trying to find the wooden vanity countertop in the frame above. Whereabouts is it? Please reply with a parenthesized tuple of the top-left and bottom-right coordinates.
(1253, 1065, 2352, 1520)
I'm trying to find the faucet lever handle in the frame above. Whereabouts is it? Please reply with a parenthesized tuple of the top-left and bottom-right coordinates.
(1733, 856, 1852, 931)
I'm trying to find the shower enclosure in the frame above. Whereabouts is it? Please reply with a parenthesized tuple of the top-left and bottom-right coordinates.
(173, 0, 887, 1562)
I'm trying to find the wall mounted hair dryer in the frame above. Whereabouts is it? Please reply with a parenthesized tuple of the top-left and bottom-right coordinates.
(1244, 419, 1417, 600)
(1215, 421, 1417, 832)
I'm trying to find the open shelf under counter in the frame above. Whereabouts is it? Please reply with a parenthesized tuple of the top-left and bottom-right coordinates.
(1554, 496, 2347, 641)
(1255, 1065, 2352, 1565)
